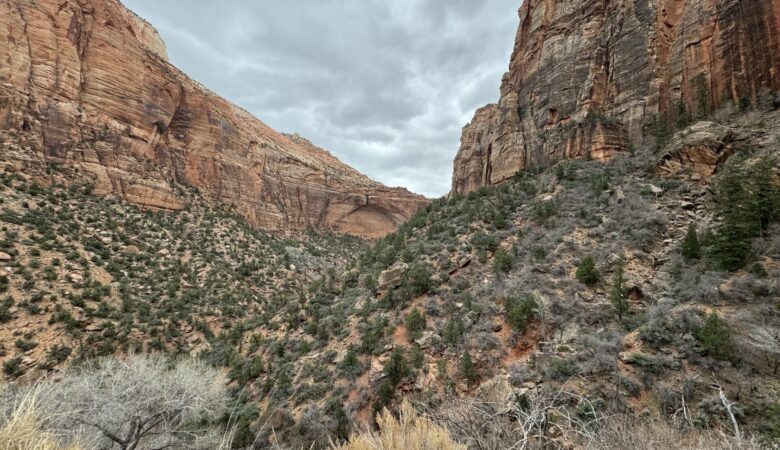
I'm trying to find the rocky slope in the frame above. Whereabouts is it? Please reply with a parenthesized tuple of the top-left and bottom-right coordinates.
(452, 0, 780, 194)
(0, 0, 426, 238)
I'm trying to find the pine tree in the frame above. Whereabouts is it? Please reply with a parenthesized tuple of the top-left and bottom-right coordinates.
(710, 161, 759, 270)
(750, 157, 780, 233)
(459, 351, 477, 385)
(681, 223, 701, 261)
(608, 260, 630, 324)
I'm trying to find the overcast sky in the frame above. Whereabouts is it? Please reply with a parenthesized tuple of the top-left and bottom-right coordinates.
(123, 1, 519, 198)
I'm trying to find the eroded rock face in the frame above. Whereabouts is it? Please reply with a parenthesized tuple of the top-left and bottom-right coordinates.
(452, 0, 780, 195)
(0, 0, 426, 238)
(657, 121, 735, 179)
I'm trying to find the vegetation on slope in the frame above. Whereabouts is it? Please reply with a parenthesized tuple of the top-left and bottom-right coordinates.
(1, 109, 780, 449)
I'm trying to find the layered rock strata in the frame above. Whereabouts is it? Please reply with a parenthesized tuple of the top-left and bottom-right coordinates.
(453, 0, 780, 194)
(0, 0, 427, 238)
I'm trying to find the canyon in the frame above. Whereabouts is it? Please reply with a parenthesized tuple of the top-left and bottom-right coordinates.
(0, 0, 427, 239)
(452, 0, 780, 194)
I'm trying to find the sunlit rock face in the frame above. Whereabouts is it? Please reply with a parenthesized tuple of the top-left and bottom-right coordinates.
(0, 0, 427, 238)
(452, 0, 780, 195)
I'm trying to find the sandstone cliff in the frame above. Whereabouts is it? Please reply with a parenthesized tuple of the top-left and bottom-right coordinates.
(452, 0, 780, 194)
(0, 0, 426, 238)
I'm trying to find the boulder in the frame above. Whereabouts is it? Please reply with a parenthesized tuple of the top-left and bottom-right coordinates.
(379, 263, 408, 289)
(121, 245, 140, 255)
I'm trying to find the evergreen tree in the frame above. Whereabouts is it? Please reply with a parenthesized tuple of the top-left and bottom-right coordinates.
(710, 162, 759, 271)
(459, 351, 477, 385)
(409, 344, 425, 369)
(575, 256, 600, 285)
(373, 380, 394, 413)
(406, 262, 432, 295)
(404, 308, 426, 342)
(443, 316, 464, 346)
(681, 223, 701, 261)
(493, 248, 513, 274)
(608, 260, 630, 324)
(504, 294, 538, 332)
(695, 313, 733, 360)
(750, 157, 780, 233)
(383, 348, 410, 386)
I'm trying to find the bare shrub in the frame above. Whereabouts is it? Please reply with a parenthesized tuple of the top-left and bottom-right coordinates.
(18, 354, 231, 450)
(589, 415, 763, 450)
(574, 332, 622, 376)
(426, 384, 599, 450)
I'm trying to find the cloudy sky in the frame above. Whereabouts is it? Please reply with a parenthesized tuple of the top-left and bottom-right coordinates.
(123, 1, 519, 198)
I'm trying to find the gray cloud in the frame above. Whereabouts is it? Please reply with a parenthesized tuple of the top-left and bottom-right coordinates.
(123, 0, 519, 197)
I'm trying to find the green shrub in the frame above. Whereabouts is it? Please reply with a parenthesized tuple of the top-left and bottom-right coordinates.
(3, 357, 24, 378)
(575, 256, 599, 285)
(695, 313, 732, 360)
(493, 248, 513, 274)
(505, 294, 538, 332)
(383, 348, 410, 386)
(546, 358, 576, 380)
(460, 351, 478, 385)
(406, 263, 432, 295)
(443, 317, 465, 346)
(681, 224, 701, 261)
(409, 345, 425, 369)
(14, 338, 38, 351)
(759, 403, 780, 446)
(471, 233, 499, 252)
(373, 380, 394, 413)
(639, 320, 674, 350)
(404, 309, 426, 342)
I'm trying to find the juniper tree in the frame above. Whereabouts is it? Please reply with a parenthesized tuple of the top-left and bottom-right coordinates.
(695, 313, 733, 360)
(681, 224, 701, 261)
(493, 248, 513, 274)
(576, 256, 599, 285)
(608, 260, 630, 324)
(404, 308, 426, 342)
(460, 351, 478, 385)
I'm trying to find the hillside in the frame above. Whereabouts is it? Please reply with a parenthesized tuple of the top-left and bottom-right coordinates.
(0, 0, 427, 238)
(1, 0, 780, 449)
(5, 109, 778, 449)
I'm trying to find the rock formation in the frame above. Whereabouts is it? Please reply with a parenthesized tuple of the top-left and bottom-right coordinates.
(0, 0, 427, 238)
(452, 0, 780, 194)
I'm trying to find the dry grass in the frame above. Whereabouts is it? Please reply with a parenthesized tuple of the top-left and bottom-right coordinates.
(586, 416, 765, 450)
(0, 389, 81, 450)
(333, 400, 466, 450)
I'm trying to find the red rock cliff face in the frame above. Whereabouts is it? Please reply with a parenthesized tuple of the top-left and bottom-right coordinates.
(0, 0, 427, 238)
(452, 0, 780, 194)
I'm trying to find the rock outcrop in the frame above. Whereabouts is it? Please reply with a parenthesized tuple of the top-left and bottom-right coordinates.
(0, 0, 426, 238)
(657, 121, 735, 179)
(452, 0, 780, 194)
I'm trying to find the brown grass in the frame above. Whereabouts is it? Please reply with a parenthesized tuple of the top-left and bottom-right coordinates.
(586, 416, 765, 450)
(333, 400, 465, 450)
(0, 389, 81, 450)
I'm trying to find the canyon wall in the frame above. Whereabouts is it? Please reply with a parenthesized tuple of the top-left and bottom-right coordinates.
(0, 0, 426, 238)
(452, 0, 780, 194)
